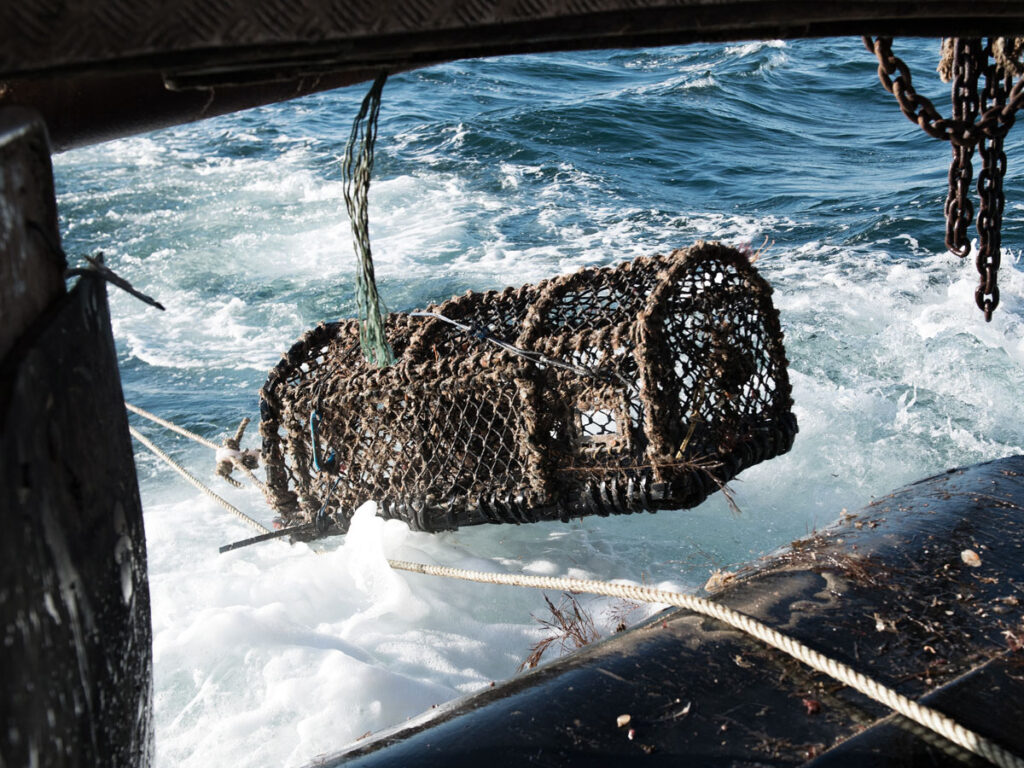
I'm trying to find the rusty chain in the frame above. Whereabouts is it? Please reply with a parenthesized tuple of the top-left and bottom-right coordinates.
(977, 53, 1011, 318)
(865, 37, 1024, 143)
(945, 38, 981, 256)
(865, 36, 1024, 320)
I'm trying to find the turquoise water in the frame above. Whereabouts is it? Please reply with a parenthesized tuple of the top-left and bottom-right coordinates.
(54, 38, 1024, 766)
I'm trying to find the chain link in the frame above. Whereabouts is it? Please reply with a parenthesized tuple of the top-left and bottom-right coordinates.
(865, 37, 971, 142)
(945, 144, 974, 255)
(865, 36, 1024, 321)
(945, 39, 982, 255)
(976, 48, 1011, 318)
(866, 37, 1024, 143)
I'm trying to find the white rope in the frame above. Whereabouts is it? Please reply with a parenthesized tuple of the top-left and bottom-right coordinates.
(387, 559, 1024, 768)
(224, 454, 270, 495)
(128, 425, 270, 536)
(125, 402, 269, 495)
(126, 402, 218, 450)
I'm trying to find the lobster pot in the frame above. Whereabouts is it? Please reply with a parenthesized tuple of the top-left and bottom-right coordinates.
(259, 241, 797, 536)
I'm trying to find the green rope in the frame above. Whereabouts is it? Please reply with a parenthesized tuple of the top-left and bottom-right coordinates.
(342, 72, 395, 367)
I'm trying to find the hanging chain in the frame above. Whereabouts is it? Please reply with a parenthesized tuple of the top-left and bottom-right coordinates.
(976, 48, 1011, 319)
(865, 36, 1024, 320)
(945, 38, 981, 256)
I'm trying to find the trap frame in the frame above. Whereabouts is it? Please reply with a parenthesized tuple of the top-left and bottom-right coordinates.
(259, 241, 797, 536)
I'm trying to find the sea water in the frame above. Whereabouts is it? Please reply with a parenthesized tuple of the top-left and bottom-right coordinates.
(53, 37, 1024, 766)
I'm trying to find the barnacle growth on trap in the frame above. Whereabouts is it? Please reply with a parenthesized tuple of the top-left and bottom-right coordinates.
(259, 241, 797, 537)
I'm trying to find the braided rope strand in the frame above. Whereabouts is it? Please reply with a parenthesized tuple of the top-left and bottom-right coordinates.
(128, 425, 270, 536)
(342, 72, 394, 367)
(126, 402, 269, 494)
(126, 401, 218, 450)
(388, 559, 1024, 768)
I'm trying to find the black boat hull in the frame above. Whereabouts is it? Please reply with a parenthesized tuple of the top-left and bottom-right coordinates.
(319, 457, 1024, 767)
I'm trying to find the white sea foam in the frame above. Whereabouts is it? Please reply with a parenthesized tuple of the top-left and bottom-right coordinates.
(724, 40, 787, 58)
(144, 479, 672, 766)
(131, 221, 1024, 766)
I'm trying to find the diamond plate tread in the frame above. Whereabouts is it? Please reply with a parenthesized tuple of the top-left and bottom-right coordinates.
(1, 0, 664, 77)
(6, 1, 1024, 82)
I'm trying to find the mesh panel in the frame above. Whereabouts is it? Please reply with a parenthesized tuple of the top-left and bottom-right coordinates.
(260, 242, 797, 536)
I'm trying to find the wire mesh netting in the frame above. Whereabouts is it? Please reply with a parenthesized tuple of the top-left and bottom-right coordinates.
(259, 241, 797, 537)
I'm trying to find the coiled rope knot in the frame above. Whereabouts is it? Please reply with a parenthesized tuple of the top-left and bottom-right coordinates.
(216, 417, 261, 487)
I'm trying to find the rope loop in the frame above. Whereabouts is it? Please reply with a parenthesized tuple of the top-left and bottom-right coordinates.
(309, 410, 338, 474)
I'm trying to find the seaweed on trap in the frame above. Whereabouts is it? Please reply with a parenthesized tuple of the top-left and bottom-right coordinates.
(259, 241, 797, 538)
